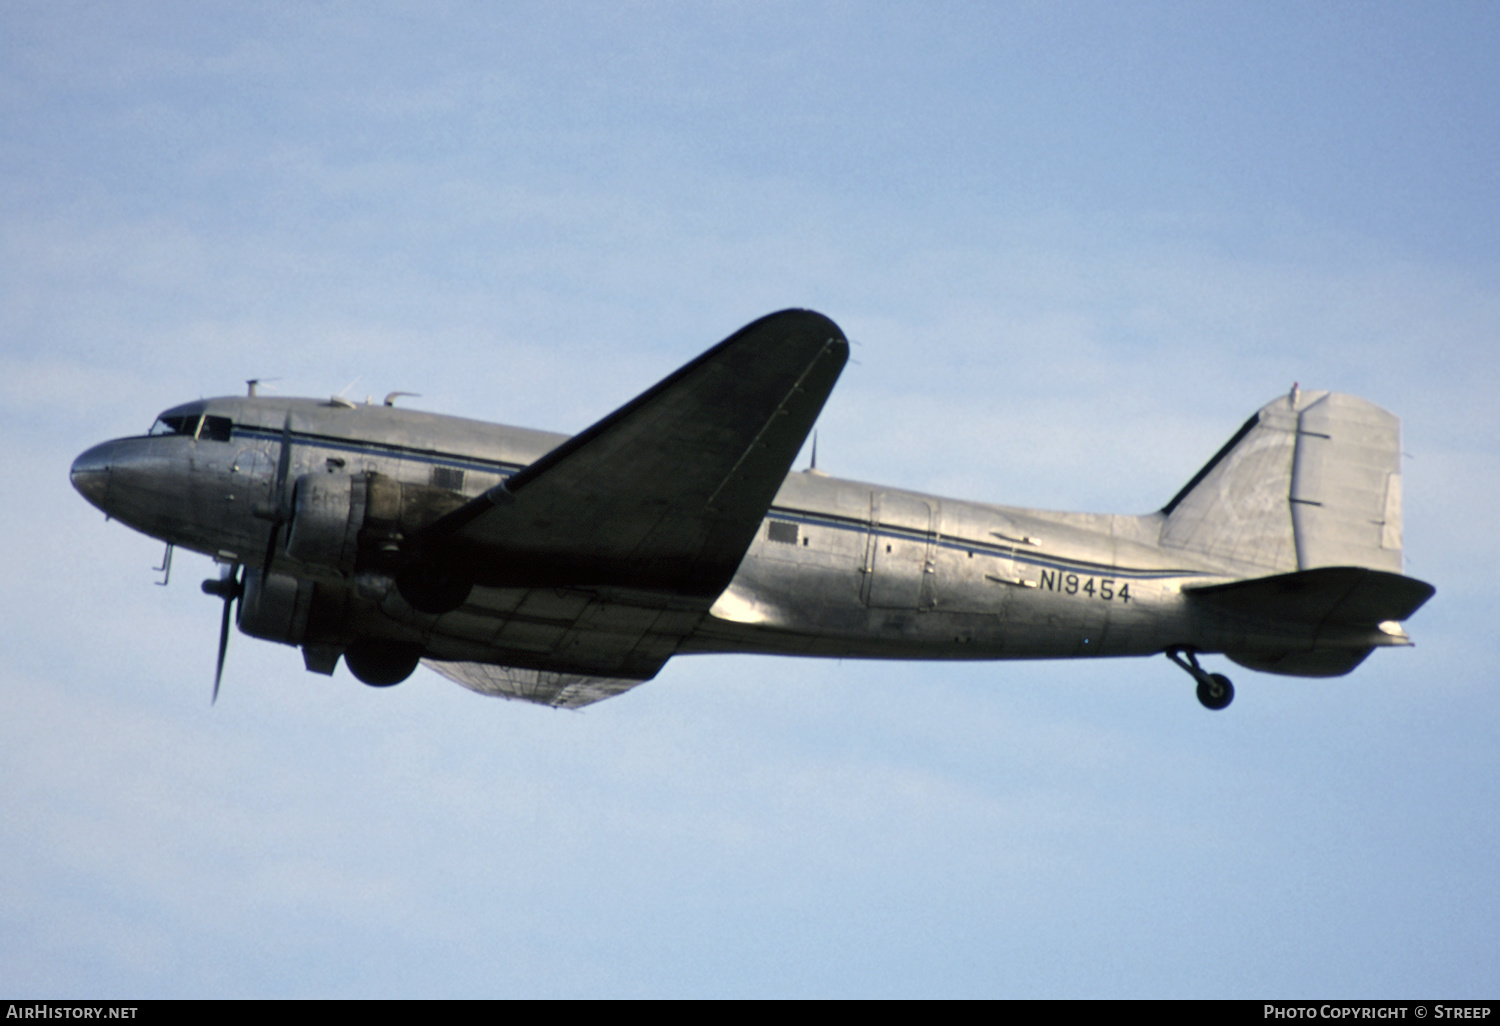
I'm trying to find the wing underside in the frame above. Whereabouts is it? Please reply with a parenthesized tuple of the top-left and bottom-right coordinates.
(422, 659, 646, 709)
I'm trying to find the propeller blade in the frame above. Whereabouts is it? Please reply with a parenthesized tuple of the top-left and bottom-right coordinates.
(274, 412, 293, 500)
(213, 592, 233, 704)
(205, 565, 243, 705)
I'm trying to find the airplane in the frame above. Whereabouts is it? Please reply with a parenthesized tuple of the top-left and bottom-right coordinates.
(69, 309, 1434, 711)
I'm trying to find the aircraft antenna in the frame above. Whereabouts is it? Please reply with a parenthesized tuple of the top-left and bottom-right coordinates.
(323, 377, 362, 409)
(803, 430, 828, 476)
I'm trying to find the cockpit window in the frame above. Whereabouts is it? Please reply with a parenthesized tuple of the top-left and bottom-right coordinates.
(148, 414, 233, 441)
(149, 414, 200, 437)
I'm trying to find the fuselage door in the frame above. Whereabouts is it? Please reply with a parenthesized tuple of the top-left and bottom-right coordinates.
(865, 491, 934, 608)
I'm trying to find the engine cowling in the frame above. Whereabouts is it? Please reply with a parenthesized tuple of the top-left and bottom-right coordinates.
(237, 569, 315, 645)
(285, 473, 366, 575)
(283, 471, 468, 577)
(237, 568, 357, 647)
(235, 568, 423, 685)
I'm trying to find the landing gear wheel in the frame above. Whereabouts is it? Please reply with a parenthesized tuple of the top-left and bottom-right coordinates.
(1168, 649, 1237, 711)
(344, 638, 423, 687)
(1196, 673, 1234, 711)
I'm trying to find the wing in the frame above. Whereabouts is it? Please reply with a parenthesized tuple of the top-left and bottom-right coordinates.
(410, 310, 848, 695)
(423, 309, 849, 597)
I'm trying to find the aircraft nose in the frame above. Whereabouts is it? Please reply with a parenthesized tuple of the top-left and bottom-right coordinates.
(70, 441, 115, 511)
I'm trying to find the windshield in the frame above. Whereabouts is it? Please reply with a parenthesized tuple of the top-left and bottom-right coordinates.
(149, 414, 200, 437)
(148, 414, 232, 441)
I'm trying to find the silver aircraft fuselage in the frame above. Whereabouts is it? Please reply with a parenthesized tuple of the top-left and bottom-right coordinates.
(75, 395, 1210, 660)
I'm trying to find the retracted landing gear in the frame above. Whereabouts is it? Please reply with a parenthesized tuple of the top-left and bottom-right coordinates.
(344, 638, 423, 687)
(1167, 649, 1234, 711)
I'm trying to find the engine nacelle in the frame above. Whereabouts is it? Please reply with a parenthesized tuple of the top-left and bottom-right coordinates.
(238, 567, 365, 650)
(238, 569, 315, 645)
(285, 473, 366, 575)
(235, 567, 427, 684)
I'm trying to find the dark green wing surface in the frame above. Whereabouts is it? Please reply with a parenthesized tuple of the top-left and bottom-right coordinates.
(424, 309, 849, 597)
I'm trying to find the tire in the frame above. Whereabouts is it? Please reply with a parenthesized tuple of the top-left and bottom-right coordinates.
(344, 638, 423, 687)
(1196, 673, 1234, 711)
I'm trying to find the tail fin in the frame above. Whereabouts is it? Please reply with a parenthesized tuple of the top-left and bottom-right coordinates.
(1160, 389, 1405, 575)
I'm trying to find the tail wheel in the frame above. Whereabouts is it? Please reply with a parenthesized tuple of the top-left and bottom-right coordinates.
(1196, 673, 1234, 711)
(345, 638, 423, 687)
(1168, 649, 1236, 711)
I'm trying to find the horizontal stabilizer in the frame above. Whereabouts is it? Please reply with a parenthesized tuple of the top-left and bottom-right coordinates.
(1185, 566, 1434, 627)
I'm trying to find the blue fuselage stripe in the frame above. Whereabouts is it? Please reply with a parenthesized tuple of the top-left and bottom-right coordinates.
(232, 426, 524, 475)
(764, 507, 1205, 581)
(231, 428, 1200, 584)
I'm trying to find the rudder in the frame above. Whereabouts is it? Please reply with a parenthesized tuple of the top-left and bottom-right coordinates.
(1160, 389, 1406, 575)
(1289, 392, 1403, 573)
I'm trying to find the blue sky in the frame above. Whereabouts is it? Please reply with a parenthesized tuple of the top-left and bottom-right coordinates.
(3, 1, 1497, 997)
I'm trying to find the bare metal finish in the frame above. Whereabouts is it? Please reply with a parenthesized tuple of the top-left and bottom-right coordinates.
(70, 309, 1433, 710)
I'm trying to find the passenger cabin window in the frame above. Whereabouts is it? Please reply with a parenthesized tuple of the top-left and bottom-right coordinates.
(431, 466, 465, 491)
(767, 521, 799, 544)
(147, 414, 233, 441)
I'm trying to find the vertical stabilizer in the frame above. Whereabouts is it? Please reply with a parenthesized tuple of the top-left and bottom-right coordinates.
(1160, 390, 1406, 575)
(1159, 392, 1308, 572)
